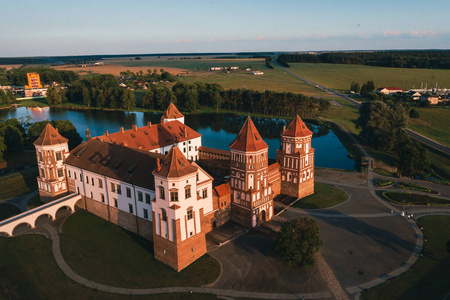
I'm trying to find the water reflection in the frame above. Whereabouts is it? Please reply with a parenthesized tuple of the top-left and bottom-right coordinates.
(0, 107, 354, 170)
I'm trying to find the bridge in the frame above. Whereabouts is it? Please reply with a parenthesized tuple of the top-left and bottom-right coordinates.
(0, 193, 82, 237)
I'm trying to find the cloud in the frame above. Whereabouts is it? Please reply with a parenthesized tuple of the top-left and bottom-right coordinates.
(409, 30, 436, 37)
(257, 34, 264, 40)
(384, 30, 400, 37)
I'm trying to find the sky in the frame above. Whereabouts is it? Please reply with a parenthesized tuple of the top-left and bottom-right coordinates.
(1, 0, 449, 57)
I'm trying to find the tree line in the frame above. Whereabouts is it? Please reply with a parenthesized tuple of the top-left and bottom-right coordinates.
(0, 67, 79, 86)
(0, 118, 81, 163)
(277, 51, 450, 69)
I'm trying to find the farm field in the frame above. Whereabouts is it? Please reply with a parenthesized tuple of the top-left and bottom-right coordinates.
(52, 64, 186, 76)
(287, 63, 450, 93)
(407, 107, 450, 148)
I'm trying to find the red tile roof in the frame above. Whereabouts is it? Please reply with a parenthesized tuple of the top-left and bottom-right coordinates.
(65, 139, 165, 190)
(153, 146, 197, 178)
(282, 115, 312, 137)
(162, 102, 184, 120)
(33, 123, 68, 146)
(229, 117, 268, 152)
(377, 87, 402, 91)
(213, 183, 231, 197)
(96, 120, 200, 151)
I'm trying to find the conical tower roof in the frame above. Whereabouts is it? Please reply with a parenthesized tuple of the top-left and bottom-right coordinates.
(33, 123, 68, 146)
(230, 117, 268, 152)
(153, 146, 197, 178)
(282, 115, 312, 137)
(162, 102, 184, 120)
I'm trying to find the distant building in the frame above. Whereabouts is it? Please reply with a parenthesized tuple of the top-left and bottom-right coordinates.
(375, 87, 403, 94)
(209, 67, 223, 71)
(24, 72, 47, 97)
(420, 94, 440, 105)
(230, 66, 239, 70)
(251, 71, 264, 75)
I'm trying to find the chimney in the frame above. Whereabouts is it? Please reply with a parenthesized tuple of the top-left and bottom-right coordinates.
(120, 127, 124, 133)
(55, 128, 59, 133)
(283, 125, 286, 132)
(85, 128, 91, 141)
(147, 121, 152, 127)
(156, 158, 161, 171)
(104, 131, 109, 137)
(184, 125, 188, 138)
(132, 124, 138, 131)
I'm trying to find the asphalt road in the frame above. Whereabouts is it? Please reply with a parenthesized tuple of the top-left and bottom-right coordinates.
(273, 62, 450, 156)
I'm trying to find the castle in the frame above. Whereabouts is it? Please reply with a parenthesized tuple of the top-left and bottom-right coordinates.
(34, 103, 315, 271)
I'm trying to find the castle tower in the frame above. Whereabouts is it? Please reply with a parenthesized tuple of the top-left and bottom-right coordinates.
(276, 115, 315, 199)
(229, 117, 273, 227)
(33, 123, 70, 203)
(152, 146, 207, 271)
(161, 102, 184, 124)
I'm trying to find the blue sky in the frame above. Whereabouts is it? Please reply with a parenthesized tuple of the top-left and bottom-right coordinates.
(1, 0, 449, 57)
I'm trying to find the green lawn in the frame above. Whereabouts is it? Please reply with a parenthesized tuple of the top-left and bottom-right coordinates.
(0, 203, 20, 221)
(0, 169, 38, 201)
(362, 216, 450, 300)
(292, 182, 348, 209)
(0, 235, 216, 300)
(408, 107, 450, 148)
(382, 192, 450, 206)
(374, 178, 395, 187)
(288, 63, 450, 93)
(60, 211, 220, 288)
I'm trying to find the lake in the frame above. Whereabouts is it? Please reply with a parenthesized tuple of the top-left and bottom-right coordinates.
(0, 107, 355, 170)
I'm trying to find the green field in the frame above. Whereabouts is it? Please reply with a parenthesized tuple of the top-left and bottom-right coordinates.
(288, 63, 450, 93)
(60, 211, 220, 288)
(408, 107, 450, 147)
(0, 169, 38, 201)
(292, 182, 348, 209)
(0, 235, 215, 300)
(362, 216, 450, 300)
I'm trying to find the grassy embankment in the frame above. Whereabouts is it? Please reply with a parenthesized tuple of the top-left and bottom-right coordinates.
(0, 169, 38, 201)
(292, 182, 348, 209)
(60, 210, 220, 288)
(407, 107, 450, 148)
(0, 234, 216, 300)
(362, 216, 450, 300)
(0, 203, 20, 221)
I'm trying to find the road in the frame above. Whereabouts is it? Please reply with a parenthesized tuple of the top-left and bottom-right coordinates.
(273, 62, 450, 156)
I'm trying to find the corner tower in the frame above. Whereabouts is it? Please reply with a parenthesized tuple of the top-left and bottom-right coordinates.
(276, 115, 315, 199)
(34, 123, 70, 202)
(152, 146, 207, 271)
(229, 117, 273, 227)
(161, 102, 184, 124)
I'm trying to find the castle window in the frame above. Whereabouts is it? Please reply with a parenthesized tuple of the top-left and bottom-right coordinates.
(159, 187, 165, 200)
(98, 179, 103, 188)
(161, 209, 167, 221)
(128, 204, 133, 214)
(91, 178, 94, 186)
(187, 208, 193, 220)
(202, 189, 208, 199)
(115, 185, 121, 194)
(126, 187, 131, 198)
(170, 190, 178, 202)
(86, 176, 89, 183)
(38, 152, 43, 161)
(138, 191, 143, 202)
(74, 172, 77, 180)
(79, 173, 82, 181)
(185, 186, 191, 199)
(90, 191, 93, 199)
(68, 170, 71, 178)
(56, 152, 62, 161)
(101, 193, 105, 203)
(110, 183, 116, 193)
(145, 193, 151, 204)
(57, 168, 64, 178)
(143, 209, 149, 219)
(39, 168, 45, 178)
(114, 198, 118, 207)
(184, 148, 186, 153)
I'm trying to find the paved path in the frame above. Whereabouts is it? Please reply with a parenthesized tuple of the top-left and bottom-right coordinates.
(273, 61, 450, 155)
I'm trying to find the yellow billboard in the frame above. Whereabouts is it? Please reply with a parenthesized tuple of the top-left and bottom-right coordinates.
(25, 73, 42, 89)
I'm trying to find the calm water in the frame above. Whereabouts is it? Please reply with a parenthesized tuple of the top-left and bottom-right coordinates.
(0, 107, 355, 170)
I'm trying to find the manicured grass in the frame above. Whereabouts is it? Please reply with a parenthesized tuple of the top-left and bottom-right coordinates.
(374, 178, 394, 187)
(0, 169, 38, 200)
(60, 211, 220, 288)
(27, 194, 44, 209)
(0, 203, 20, 221)
(397, 182, 438, 194)
(374, 168, 396, 177)
(362, 216, 450, 300)
(323, 101, 360, 135)
(292, 182, 348, 209)
(424, 145, 450, 181)
(408, 107, 450, 148)
(381, 192, 450, 206)
(288, 63, 450, 93)
(0, 235, 215, 300)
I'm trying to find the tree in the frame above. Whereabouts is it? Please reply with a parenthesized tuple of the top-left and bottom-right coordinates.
(46, 86, 62, 105)
(141, 90, 154, 109)
(273, 218, 323, 267)
(120, 89, 136, 110)
(82, 87, 91, 107)
(0, 89, 6, 105)
(409, 108, 420, 119)
(0, 136, 6, 162)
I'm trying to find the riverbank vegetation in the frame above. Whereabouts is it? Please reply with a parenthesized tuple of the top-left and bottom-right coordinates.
(362, 216, 450, 300)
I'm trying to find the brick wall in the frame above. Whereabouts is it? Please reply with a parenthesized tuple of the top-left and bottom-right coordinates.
(231, 204, 253, 228)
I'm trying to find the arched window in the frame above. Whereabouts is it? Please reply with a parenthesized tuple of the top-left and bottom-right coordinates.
(161, 208, 167, 221)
